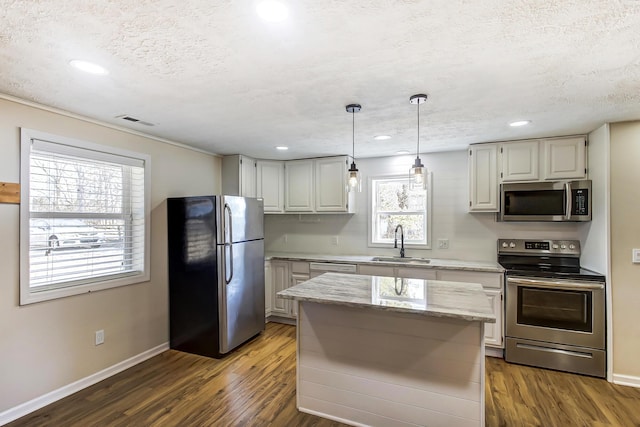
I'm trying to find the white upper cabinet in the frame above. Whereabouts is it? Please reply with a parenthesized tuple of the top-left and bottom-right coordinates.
(285, 159, 314, 212)
(257, 160, 285, 213)
(226, 155, 354, 214)
(222, 155, 256, 197)
(315, 156, 348, 212)
(542, 137, 587, 180)
(468, 143, 498, 212)
(500, 140, 540, 182)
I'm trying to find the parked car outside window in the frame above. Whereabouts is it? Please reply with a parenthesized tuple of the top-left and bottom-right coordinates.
(30, 219, 105, 249)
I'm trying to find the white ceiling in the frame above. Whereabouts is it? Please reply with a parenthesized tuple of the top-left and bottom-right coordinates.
(2, 0, 640, 160)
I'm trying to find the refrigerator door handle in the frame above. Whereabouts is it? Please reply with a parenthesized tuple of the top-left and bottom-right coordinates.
(225, 243, 234, 284)
(223, 203, 234, 284)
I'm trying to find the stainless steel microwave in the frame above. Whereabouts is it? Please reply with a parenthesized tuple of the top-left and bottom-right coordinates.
(499, 180, 592, 222)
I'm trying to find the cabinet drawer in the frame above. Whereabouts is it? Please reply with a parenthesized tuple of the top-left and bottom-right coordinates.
(291, 261, 310, 274)
(396, 267, 437, 280)
(358, 265, 395, 277)
(436, 270, 503, 289)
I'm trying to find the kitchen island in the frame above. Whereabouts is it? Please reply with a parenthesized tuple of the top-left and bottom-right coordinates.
(278, 272, 495, 427)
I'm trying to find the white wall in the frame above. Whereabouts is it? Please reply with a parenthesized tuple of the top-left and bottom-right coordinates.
(581, 124, 610, 275)
(0, 97, 221, 414)
(609, 121, 640, 380)
(265, 150, 586, 262)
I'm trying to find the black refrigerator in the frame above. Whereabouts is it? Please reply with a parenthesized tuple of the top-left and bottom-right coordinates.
(167, 196, 265, 357)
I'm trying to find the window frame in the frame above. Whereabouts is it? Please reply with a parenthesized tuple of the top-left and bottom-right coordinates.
(19, 128, 151, 305)
(367, 173, 432, 250)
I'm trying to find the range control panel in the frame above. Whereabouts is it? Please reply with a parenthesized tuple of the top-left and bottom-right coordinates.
(498, 239, 581, 257)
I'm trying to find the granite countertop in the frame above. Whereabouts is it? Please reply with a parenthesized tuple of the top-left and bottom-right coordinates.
(266, 252, 504, 273)
(277, 272, 496, 323)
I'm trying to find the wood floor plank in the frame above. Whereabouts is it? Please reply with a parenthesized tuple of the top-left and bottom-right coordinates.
(7, 323, 640, 427)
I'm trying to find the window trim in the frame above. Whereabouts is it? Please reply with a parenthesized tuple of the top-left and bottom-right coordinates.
(367, 173, 432, 250)
(19, 128, 151, 305)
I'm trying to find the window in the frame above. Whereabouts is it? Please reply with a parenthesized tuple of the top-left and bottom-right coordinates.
(20, 129, 150, 304)
(369, 174, 431, 248)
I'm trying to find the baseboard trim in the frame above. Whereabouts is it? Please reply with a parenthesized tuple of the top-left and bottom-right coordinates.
(0, 342, 169, 426)
(267, 315, 296, 326)
(613, 373, 640, 388)
(299, 406, 368, 427)
(485, 347, 504, 358)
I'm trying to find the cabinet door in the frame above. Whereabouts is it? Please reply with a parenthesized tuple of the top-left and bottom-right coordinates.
(290, 273, 309, 318)
(264, 261, 272, 318)
(285, 160, 314, 212)
(500, 141, 539, 182)
(468, 144, 498, 211)
(542, 137, 587, 180)
(271, 261, 291, 317)
(315, 156, 348, 212)
(240, 155, 256, 197)
(257, 160, 285, 213)
(484, 289, 503, 348)
(221, 155, 256, 197)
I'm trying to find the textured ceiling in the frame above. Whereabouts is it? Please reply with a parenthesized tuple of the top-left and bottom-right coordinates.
(1, 0, 640, 159)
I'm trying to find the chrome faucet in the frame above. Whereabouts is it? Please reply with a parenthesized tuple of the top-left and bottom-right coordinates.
(394, 224, 405, 258)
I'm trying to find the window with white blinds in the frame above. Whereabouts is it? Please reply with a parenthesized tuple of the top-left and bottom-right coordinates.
(20, 129, 150, 304)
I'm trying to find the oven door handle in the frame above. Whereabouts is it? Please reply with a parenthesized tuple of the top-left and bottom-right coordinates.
(507, 277, 604, 291)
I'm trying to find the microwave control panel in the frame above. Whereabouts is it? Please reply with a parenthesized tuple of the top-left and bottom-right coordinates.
(573, 189, 589, 215)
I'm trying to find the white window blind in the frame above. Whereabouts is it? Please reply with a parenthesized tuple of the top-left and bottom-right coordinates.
(20, 129, 150, 304)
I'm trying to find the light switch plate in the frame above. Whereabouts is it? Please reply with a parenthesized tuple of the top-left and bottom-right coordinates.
(633, 249, 640, 264)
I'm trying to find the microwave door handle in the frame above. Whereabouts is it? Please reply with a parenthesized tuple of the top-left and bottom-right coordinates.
(565, 182, 572, 220)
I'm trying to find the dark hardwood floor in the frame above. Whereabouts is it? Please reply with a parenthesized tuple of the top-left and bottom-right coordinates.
(8, 323, 640, 427)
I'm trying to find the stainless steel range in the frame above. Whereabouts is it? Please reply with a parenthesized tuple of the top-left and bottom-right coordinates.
(498, 239, 606, 378)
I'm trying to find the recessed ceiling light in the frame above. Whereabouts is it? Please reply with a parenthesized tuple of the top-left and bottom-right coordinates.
(396, 150, 411, 155)
(509, 120, 531, 127)
(275, 146, 289, 150)
(69, 60, 109, 75)
(256, 1, 289, 22)
(374, 135, 391, 141)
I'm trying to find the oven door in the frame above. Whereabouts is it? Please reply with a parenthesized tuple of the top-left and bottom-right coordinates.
(506, 276, 605, 349)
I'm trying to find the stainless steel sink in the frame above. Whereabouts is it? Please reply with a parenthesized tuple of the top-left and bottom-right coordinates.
(371, 256, 431, 264)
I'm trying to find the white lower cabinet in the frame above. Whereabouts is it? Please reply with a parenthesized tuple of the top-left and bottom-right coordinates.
(270, 261, 291, 317)
(265, 260, 272, 318)
(483, 289, 503, 348)
(435, 270, 504, 349)
(269, 261, 309, 320)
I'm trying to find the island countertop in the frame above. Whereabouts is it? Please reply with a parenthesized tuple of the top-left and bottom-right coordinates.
(277, 272, 496, 323)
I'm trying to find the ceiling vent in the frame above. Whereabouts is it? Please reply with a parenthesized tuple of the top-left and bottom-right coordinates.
(115, 115, 155, 126)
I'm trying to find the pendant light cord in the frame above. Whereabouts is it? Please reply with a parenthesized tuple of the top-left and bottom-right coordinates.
(416, 101, 420, 157)
(352, 109, 355, 160)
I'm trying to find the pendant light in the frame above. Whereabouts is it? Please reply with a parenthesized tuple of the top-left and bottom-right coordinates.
(346, 103, 362, 192)
(409, 94, 428, 190)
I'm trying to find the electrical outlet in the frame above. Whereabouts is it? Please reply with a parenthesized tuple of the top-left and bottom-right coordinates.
(633, 249, 640, 264)
(438, 239, 449, 249)
(332, 236, 339, 246)
(95, 330, 105, 346)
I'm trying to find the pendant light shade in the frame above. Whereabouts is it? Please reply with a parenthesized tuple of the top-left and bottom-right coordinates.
(346, 104, 362, 192)
(409, 94, 428, 190)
